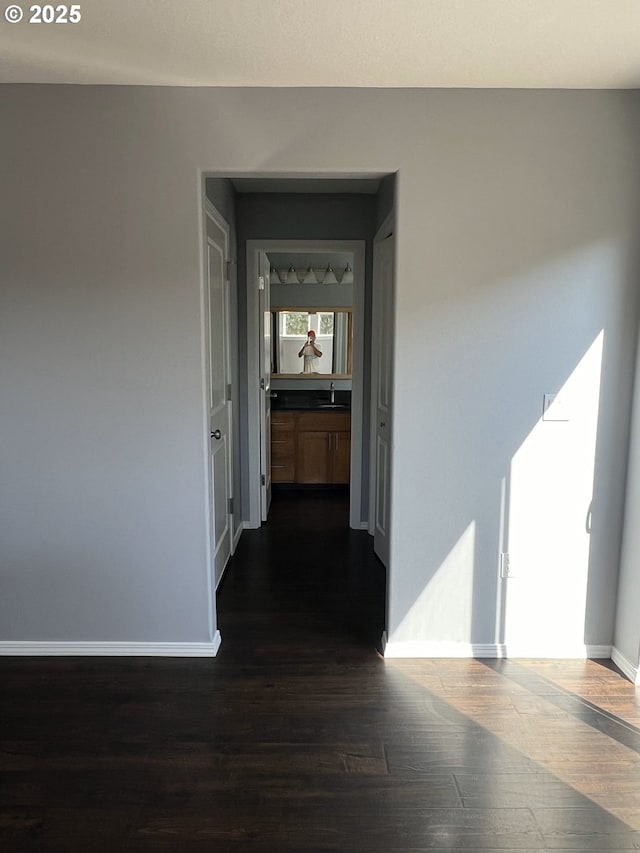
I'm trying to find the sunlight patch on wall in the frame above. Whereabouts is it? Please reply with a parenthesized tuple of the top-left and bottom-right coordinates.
(504, 331, 604, 655)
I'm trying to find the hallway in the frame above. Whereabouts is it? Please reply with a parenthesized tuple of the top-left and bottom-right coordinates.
(2, 493, 640, 850)
(218, 489, 386, 658)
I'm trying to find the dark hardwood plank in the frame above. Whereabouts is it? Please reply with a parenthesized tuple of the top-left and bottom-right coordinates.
(2, 492, 640, 851)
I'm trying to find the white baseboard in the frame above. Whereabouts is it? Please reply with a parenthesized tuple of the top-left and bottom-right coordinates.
(211, 630, 222, 655)
(351, 521, 369, 531)
(232, 522, 244, 552)
(505, 643, 612, 659)
(585, 644, 613, 659)
(384, 641, 612, 661)
(0, 632, 222, 657)
(384, 641, 507, 659)
(611, 646, 640, 684)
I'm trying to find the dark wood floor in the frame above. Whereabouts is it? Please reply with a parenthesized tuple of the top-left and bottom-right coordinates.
(2, 490, 640, 851)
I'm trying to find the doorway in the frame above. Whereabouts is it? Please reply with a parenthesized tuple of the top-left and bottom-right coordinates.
(201, 174, 396, 646)
(245, 240, 367, 531)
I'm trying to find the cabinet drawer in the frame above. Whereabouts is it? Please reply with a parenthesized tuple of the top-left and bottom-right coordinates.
(272, 425, 294, 443)
(272, 460, 295, 482)
(296, 411, 351, 432)
(272, 411, 295, 431)
(272, 435, 295, 460)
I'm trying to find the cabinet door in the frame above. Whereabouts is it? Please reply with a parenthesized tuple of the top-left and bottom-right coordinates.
(271, 451, 295, 483)
(297, 431, 331, 483)
(331, 431, 351, 484)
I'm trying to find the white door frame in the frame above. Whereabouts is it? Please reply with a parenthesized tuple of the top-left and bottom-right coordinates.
(369, 211, 395, 539)
(369, 210, 395, 652)
(258, 251, 272, 521)
(245, 239, 367, 530)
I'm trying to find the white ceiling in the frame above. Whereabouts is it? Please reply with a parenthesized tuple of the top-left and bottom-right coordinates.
(1, 0, 639, 89)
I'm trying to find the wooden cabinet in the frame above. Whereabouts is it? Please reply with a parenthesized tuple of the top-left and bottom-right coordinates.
(271, 410, 351, 484)
(297, 431, 330, 483)
(332, 430, 351, 483)
(271, 411, 296, 483)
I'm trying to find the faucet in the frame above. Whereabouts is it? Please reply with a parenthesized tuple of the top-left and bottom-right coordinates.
(330, 381, 335, 404)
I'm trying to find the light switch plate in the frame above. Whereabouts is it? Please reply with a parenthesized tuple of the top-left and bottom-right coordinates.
(543, 393, 569, 422)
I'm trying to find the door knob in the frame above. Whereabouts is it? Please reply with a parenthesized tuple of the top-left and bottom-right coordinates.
(211, 429, 222, 440)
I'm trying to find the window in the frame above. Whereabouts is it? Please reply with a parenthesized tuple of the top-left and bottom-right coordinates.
(281, 312, 308, 337)
(280, 311, 335, 337)
(273, 310, 351, 375)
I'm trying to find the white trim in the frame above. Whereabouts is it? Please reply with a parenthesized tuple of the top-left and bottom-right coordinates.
(384, 640, 506, 658)
(369, 210, 395, 538)
(384, 641, 614, 660)
(198, 176, 216, 647)
(245, 239, 366, 530)
(612, 646, 640, 684)
(505, 643, 612, 659)
(370, 208, 396, 660)
(246, 244, 262, 527)
(232, 521, 244, 552)
(349, 241, 366, 530)
(0, 635, 222, 657)
(586, 644, 614, 659)
(384, 641, 507, 659)
(212, 631, 222, 655)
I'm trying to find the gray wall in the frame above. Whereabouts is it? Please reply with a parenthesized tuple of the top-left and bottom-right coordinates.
(235, 193, 377, 521)
(615, 327, 640, 669)
(1, 86, 639, 654)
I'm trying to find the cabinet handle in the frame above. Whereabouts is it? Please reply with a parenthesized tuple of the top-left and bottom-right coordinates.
(211, 429, 222, 440)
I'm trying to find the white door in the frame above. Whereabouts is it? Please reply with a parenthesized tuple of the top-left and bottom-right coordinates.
(259, 252, 272, 521)
(371, 228, 395, 566)
(205, 206, 233, 586)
